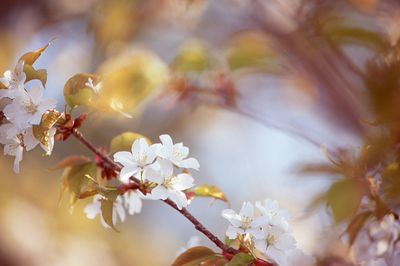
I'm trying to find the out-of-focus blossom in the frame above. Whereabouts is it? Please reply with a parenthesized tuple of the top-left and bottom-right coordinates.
(84, 195, 126, 228)
(0, 60, 26, 99)
(353, 214, 400, 265)
(222, 202, 266, 240)
(254, 226, 297, 266)
(123, 191, 143, 215)
(256, 198, 290, 231)
(0, 124, 39, 173)
(3, 85, 56, 130)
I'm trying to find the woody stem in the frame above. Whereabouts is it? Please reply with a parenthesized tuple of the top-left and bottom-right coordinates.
(71, 128, 238, 255)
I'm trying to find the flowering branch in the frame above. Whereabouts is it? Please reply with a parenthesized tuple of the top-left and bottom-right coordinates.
(70, 128, 238, 255)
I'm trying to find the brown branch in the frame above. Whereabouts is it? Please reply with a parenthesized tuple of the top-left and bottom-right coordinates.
(163, 198, 237, 254)
(71, 128, 238, 255)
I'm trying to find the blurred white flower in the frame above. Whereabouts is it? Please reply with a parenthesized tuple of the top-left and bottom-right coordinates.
(145, 158, 194, 209)
(0, 61, 26, 99)
(222, 202, 266, 240)
(3, 85, 56, 130)
(222, 198, 309, 265)
(176, 236, 201, 256)
(123, 190, 143, 215)
(0, 123, 39, 173)
(84, 194, 126, 228)
(353, 214, 400, 266)
(157, 134, 200, 170)
(254, 226, 296, 266)
(113, 138, 159, 183)
(85, 77, 102, 94)
(256, 198, 290, 231)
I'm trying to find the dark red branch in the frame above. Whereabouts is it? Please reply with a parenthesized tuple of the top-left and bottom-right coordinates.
(71, 128, 238, 255)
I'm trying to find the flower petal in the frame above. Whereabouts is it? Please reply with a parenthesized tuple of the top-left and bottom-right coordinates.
(158, 158, 174, 178)
(222, 209, 242, 227)
(113, 151, 135, 166)
(177, 157, 200, 170)
(172, 173, 194, 191)
(119, 164, 140, 183)
(159, 134, 173, 157)
(226, 225, 239, 239)
(123, 191, 142, 215)
(149, 185, 168, 200)
(168, 190, 187, 210)
(239, 202, 254, 218)
(28, 85, 44, 103)
(143, 166, 163, 184)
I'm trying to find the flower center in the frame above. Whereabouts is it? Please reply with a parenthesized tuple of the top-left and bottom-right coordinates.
(173, 149, 183, 159)
(241, 216, 252, 229)
(25, 101, 38, 114)
(139, 155, 148, 165)
(267, 234, 277, 246)
(163, 176, 176, 189)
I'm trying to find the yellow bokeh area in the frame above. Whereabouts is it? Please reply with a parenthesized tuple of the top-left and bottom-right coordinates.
(1, 0, 400, 265)
(97, 48, 169, 117)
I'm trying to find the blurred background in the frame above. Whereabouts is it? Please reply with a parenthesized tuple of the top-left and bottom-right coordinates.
(0, 0, 398, 265)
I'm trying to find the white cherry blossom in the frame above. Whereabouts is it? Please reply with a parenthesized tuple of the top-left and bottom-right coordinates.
(256, 198, 290, 232)
(3, 85, 56, 130)
(353, 214, 400, 265)
(0, 123, 39, 173)
(144, 158, 194, 209)
(113, 138, 160, 183)
(157, 134, 200, 170)
(84, 194, 126, 228)
(123, 190, 143, 215)
(222, 202, 267, 240)
(254, 226, 297, 266)
(0, 61, 26, 99)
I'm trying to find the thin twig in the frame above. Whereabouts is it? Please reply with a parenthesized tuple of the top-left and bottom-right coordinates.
(71, 128, 237, 255)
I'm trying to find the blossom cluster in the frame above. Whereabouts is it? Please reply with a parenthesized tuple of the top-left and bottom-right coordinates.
(84, 134, 199, 227)
(0, 61, 57, 173)
(353, 214, 400, 265)
(222, 199, 313, 266)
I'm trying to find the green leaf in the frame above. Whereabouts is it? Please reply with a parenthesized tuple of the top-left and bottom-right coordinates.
(194, 185, 228, 202)
(99, 188, 120, 231)
(172, 40, 210, 72)
(172, 246, 220, 266)
(23, 64, 47, 86)
(226, 253, 254, 266)
(19, 41, 52, 65)
(328, 27, 387, 51)
(227, 31, 281, 73)
(60, 162, 97, 205)
(63, 73, 100, 108)
(97, 50, 169, 116)
(109, 132, 150, 153)
(325, 178, 364, 222)
(321, 18, 388, 52)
